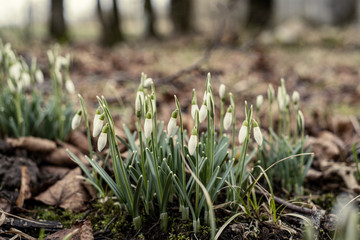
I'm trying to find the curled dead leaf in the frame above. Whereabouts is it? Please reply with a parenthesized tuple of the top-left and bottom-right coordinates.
(15, 166, 31, 208)
(66, 131, 89, 154)
(6, 137, 56, 152)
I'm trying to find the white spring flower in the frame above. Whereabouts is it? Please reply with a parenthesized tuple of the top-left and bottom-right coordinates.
(253, 120, 263, 146)
(65, 78, 75, 94)
(297, 110, 305, 133)
(202, 90, 207, 102)
(206, 92, 212, 111)
(47, 50, 55, 65)
(223, 106, 232, 130)
(256, 95, 263, 111)
(21, 72, 31, 88)
(93, 111, 104, 137)
(144, 78, 153, 87)
(199, 104, 207, 123)
(151, 95, 156, 113)
(35, 69, 44, 84)
(285, 94, 290, 109)
(135, 91, 145, 114)
(277, 86, 285, 112)
(238, 120, 248, 144)
(292, 91, 300, 108)
(144, 112, 153, 139)
(219, 84, 226, 100)
(188, 128, 198, 155)
(9, 62, 22, 80)
(97, 124, 109, 152)
(167, 110, 178, 137)
(191, 104, 199, 120)
(55, 70, 62, 84)
(71, 110, 82, 130)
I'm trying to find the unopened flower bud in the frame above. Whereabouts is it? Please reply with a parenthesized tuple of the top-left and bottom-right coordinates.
(21, 72, 31, 88)
(93, 109, 104, 137)
(144, 78, 153, 87)
(223, 106, 232, 130)
(199, 104, 207, 123)
(219, 84, 226, 100)
(71, 110, 82, 130)
(9, 62, 22, 80)
(297, 110, 305, 133)
(256, 95, 263, 111)
(35, 69, 44, 84)
(65, 78, 75, 94)
(98, 124, 109, 152)
(253, 120, 263, 146)
(238, 120, 248, 144)
(277, 86, 285, 112)
(167, 110, 178, 137)
(188, 127, 198, 155)
(144, 112, 153, 139)
(292, 91, 300, 108)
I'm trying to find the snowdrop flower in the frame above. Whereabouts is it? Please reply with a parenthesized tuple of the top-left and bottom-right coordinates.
(55, 70, 62, 84)
(292, 91, 300, 108)
(267, 84, 274, 104)
(35, 69, 44, 84)
(71, 110, 82, 130)
(219, 84, 226, 100)
(93, 108, 104, 137)
(188, 127, 198, 155)
(297, 110, 305, 133)
(150, 94, 156, 113)
(47, 50, 55, 65)
(21, 72, 31, 88)
(98, 124, 109, 152)
(144, 78, 153, 87)
(144, 112, 153, 139)
(238, 120, 248, 144)
(65, 78, 75, 94)
(253, 120, 263, 146)
(223, 106, 232, 130)
(199, 102, 207, 123)
(202, 90, 207, 102)
(277, 86, 285, 112)
(135, 87, 145, 114)
(285, 94, 290, 109)
(256, 95, 263, 111)
(9, 62, 22, 80)
(191, 89, 198, 119)
(167, 110, 178, 137)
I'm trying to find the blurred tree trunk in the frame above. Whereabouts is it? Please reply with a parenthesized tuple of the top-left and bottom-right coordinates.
(97, 0, 124, 46)
(144, 0, 158, 38)
(170, 0, 192, 34)
(49, 0, 68, 42)
(247, 0, 272, 29)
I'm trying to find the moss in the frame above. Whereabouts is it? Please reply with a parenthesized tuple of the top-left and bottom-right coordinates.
(312, 193, 336, 211)
(35, 206, 86, 228)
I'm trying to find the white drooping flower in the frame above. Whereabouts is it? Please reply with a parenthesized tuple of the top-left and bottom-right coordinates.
(238, 120, 248, 144)
(219, 84, 226, 100)
(93, 109, 104, 137)
(253, 120, 263, 146)
(297, 110, 305, 133)
(144, 78, 153, 87)
(167, 110, 178, 137)
(191, 89, 198, 119)
(256, 95, 263, 111)
(9, 62, 22, 80)
(199, 103, 207, 123)
(65, 78, 75, 94)
(188, 127, 198, 155)
(144, 112, 153, 139)
(135, 90, 144, 114)
(223, 106, 232, 130)
(206, 92, 212, 111)
(292, 91, 300, 108)
(285, 94, 290, 109)
(71, 110, 82, 130)
(97, 124, 109, 152)
(21, 72, 31, 88)
(277, 86, 285, 112)
(47, 50, 55, 65)
(35, 69, 44, 84)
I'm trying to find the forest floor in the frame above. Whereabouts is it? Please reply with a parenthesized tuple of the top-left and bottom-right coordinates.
(1, 22, 360, 239)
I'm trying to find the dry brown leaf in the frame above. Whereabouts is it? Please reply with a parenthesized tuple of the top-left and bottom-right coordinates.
(56, 140, 88, 165)
(6, 137, 56, 152)
(44, 220, 93, 240)
(0, 197, 11, 213)
(45, 147, 77, 167)
(35, 168, 90, 211)
(40, 165, 71, 180)
(0, 210, 5, 226)
(67, 131, 89, 154)
(15, 166, 31, 208)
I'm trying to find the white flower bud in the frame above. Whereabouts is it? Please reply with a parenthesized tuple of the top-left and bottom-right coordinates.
(297, 110, 305, 133)
(144, 112, 153, 139)
(93, 112, 104, 138)
(65, 78, 75, 94)
(188, 128, 198, 155)
(219, 84, 226, 100)
(223, 107, 232, 130)
(207, 92, 213, 111)
(199, 104, 207, 123)
(191, 104, 199, 120)
(285, 94, 290, 109)
(71, 110, 82, 130)
(256, 95, 263, 111)
(144, 78, 153, 87)
(292, 91, 300, 107)
(238, 121, 248, 144)
(253, 120, 263, 146)
(35, 69, 44, 84)
(277, 86, 285, 112)
(167, 110, 178, 137)
(202, 91, 207, 102)
(97, 124, 109, 152)
(55, 70, 62, 84)
(268, 84, 274, 103)
(21, 72, 31, 88)
(135, 91, 145, 114)
(47, 50, 54, 65)
(9, 62, 22, 80)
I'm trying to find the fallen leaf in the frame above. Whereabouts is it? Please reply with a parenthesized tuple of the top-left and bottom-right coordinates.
(67, 131, 89, 154)
(15, 166, 31, 208)
(6, 137, 56, 152)
(45, 147, 77, 167)
(35, 168, 90, 211)
(44, 220, 93, 240)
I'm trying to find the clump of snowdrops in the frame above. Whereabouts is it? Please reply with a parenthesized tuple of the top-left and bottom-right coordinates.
(69, 73, 311, 238)
(0, 40, 75, 140)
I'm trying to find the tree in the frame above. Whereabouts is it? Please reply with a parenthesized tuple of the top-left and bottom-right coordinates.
(170, 0, 192, 34)
(49, 0, 69, 42)
(97, 0, 124, 46)
(144, 0, 158, 38)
